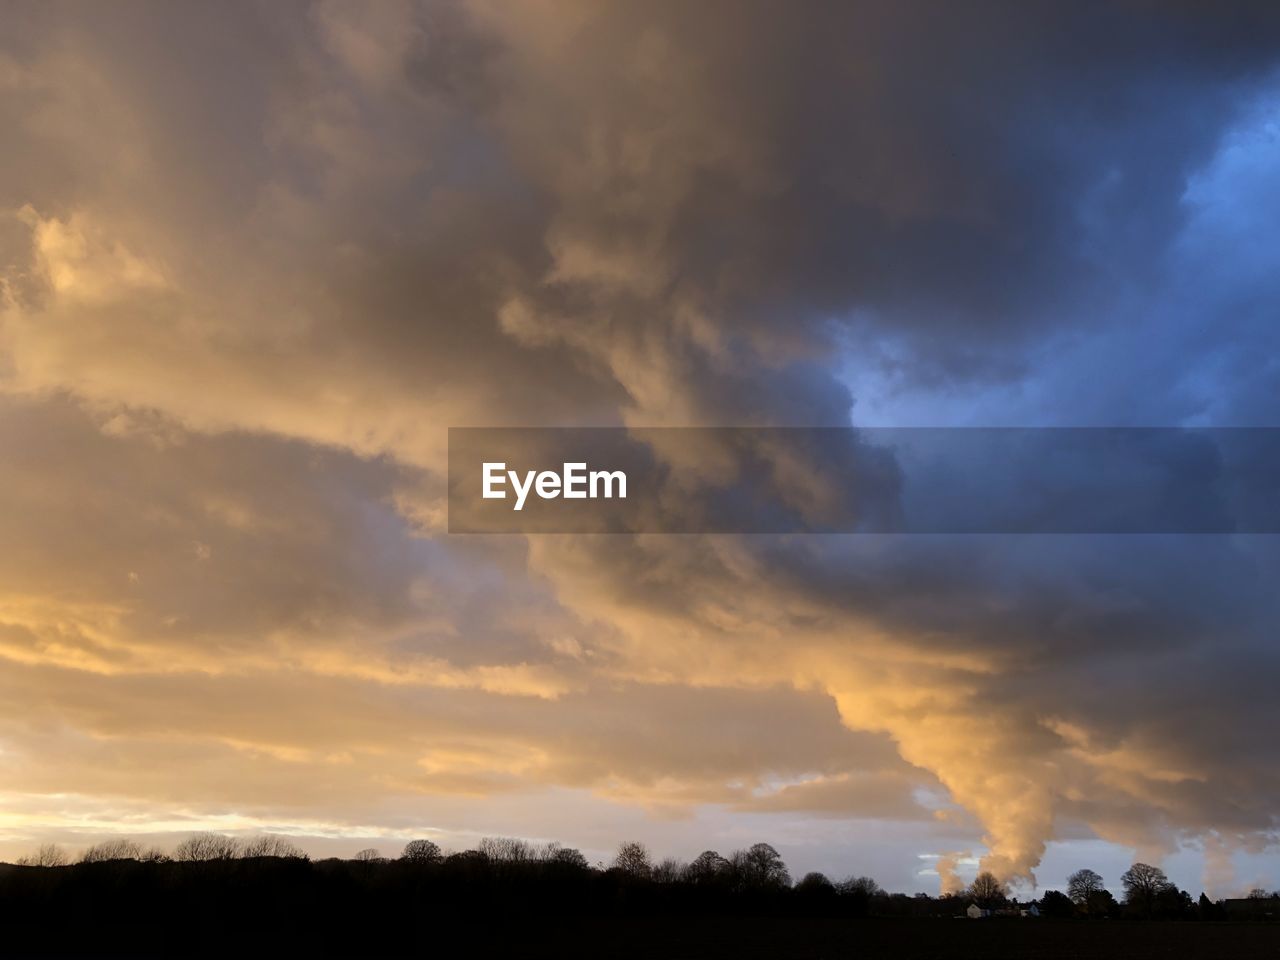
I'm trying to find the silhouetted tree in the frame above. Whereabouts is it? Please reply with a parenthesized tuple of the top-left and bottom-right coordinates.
(968, 871, 1007, 907)
(354, 848, 384, 863)
(173, 833, 239, 862)
(16, 844, 67, 867)
(1121, 862, 1171, 916)
(1067, 868, 1104, 911)
(653, 857, 685, 883)
(242, 835, 306, 859)
(80, 838, 142, 863)
(1040, 889, 1074, 918)
(1152, 884, 1193, 919)
(1248, 887, 1271, 899)
(839, 875, 882, 897)
(796, 872, 832, 892)
(543, 843, 589, 869)
(1088, 888, 1119, 918)
(793, 872, 837, 913)
(1199, 892, 1226, 920)
(839, 875, 882, 917)
(441, 849, 489, 882)
(479, 836, 533, 862)
(400, 839, 442, 863)
(731, 843, 790, 890)
(613, 841, 652, 878)
(685, 850, 729, 884)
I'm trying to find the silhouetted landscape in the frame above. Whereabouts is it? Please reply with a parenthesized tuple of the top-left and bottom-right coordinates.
(3, 835, 1279, 957)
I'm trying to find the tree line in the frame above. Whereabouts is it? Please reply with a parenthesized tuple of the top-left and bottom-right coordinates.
(959, 862, 1265, 920)
(8, 832, 1274, 923)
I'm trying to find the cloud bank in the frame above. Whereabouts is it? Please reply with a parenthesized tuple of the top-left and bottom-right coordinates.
(3, 0, 1280, 891)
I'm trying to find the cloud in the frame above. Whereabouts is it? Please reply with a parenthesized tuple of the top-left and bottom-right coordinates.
(2, 0, 1280, 889)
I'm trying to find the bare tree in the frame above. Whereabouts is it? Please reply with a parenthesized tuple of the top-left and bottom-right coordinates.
(80, 838, 142, 863)
(172, 833, 239, 862)
(400, 839, 442, 863)
(840, 875, 883, 898)
(354, 847, 384, 862)
(685, 850, 729, 884)
(1121, 863, 1169, 900)
(242, 835, 307, 859)
(796, 871, 835, 892)
(478, 836, 533, 862)
(1121, 862, 1171, 915)
(1068, 868, 1104, 908)
(731, 842, 791, 890)
(613, 841, 652, 878)
(545, 844, 589, 869)
(535, 841, 565, 862)
(653, 857, 685, 883)
(968, 871, 1008, 906)
(16, 844, 67, 867)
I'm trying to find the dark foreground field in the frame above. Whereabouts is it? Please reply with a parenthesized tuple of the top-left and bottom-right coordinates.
(558, 916, 1280, 960)
(2, 858, 1277, 958)
(4, 915, 1278, 959)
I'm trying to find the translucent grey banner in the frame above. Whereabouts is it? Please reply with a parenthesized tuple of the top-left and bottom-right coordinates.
(447, 427, 1280, 534)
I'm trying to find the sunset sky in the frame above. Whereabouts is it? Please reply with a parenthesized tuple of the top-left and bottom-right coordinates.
(3, 0, 1280, 896)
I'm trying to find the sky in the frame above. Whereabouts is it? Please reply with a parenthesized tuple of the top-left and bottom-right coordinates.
(2, 0, 1280, 898)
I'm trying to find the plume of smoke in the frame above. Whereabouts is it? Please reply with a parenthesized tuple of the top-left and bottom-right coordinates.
(1202, 832, 1243, 900)
(934, 851, 971, 895)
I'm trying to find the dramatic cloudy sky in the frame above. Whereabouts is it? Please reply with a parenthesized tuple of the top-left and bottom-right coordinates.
(3, 0, 1280, 895)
